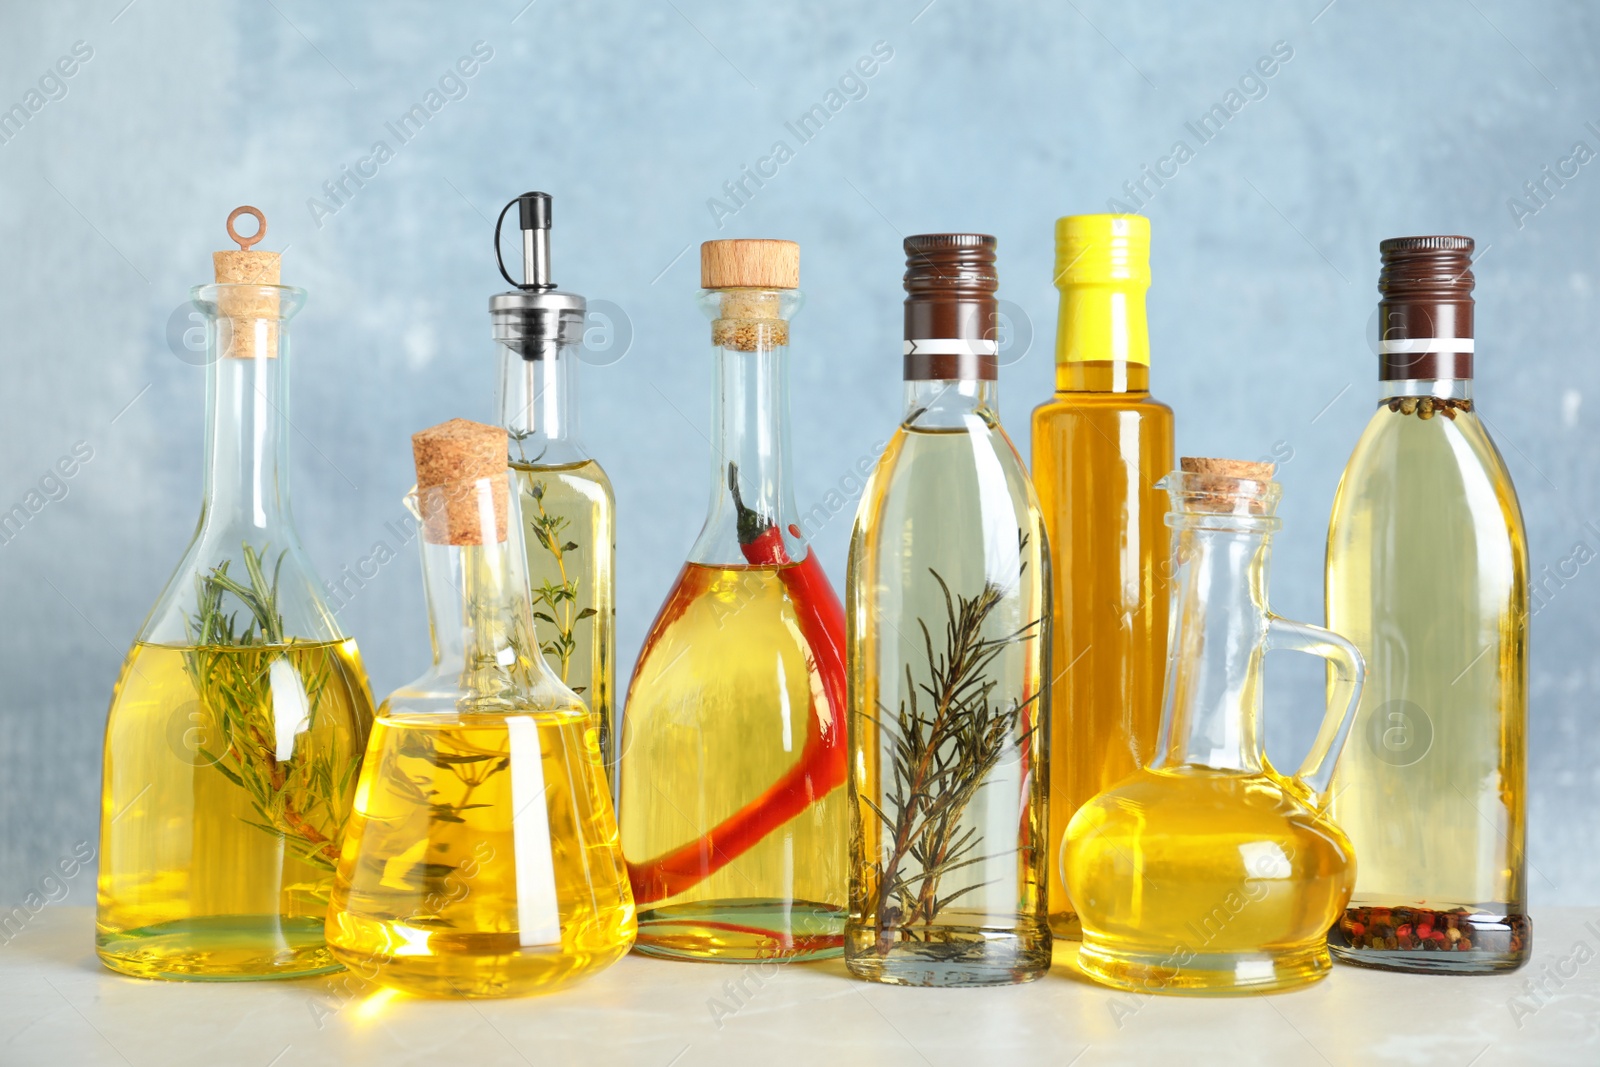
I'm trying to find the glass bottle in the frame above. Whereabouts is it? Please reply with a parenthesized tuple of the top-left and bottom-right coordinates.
(1030, 214, 1173, 939)
(1063, 459, 1364, 994)
(97, 209, 375, 980)
(325, 419, 634, 997)
(845, 234, 1051, 986)
(492, 192, 617, 785)
(618, 239, 848, 961)
(1327, 236, 1530, 973)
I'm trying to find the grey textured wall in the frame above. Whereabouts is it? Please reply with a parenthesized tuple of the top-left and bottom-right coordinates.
(2, 0, 1595, 906)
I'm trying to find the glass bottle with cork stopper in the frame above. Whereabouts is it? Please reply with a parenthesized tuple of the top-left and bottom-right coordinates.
(1326, 236, 1530, 973)
(491, 191, 617, 787)
(96, 207, 375, 980)
(1062, 459, 1364, 994)
(617, 239, 849, 961)
(325, 419, 634, 997)
(845, 233, 1052, 986)
(1030, 214, 1174, 940)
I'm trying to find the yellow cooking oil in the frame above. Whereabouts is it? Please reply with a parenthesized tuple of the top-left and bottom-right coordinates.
(326, 706, 634, 997)
(1064, 766, 1356, 993)
(96, 638, 372, 979)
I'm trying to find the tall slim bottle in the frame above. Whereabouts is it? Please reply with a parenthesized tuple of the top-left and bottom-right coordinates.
(846, 234, 1051, 986)
(1030, 215, 1172, 938)
(618, 240, 848, 961)
(97, 209, 375, 979)
(492, 192, 617, 783)
(1327, 236, 1530, 973)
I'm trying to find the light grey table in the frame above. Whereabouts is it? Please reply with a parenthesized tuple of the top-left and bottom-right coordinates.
(2, 907, 1595, 1065)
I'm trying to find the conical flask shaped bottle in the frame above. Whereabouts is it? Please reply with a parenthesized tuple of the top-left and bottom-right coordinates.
(1062, 459, 1365, 994)
(325, 420, 634, 998)
(618, 240, 849, 961)
(96, 209, 376, 980)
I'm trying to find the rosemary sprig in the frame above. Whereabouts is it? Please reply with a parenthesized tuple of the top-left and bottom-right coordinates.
(863, 551, 1041, 946)
(523, 480, 595, 693)
(182, 543, 358, 876)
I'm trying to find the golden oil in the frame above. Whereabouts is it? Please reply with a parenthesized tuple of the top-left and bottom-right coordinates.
(1066, 767, 1355, 992)
(96, 639, 371, 980)
(326, 706, 633, 997)
(1031, 359, 1172, 938)
(511, 458, 615, 776)
(619, 563, 848, 961)
(1327, 395, 1529, 970)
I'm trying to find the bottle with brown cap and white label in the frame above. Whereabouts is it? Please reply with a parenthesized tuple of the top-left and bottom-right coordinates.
(1062, 459, 1365, 994)
(323, 418, 634, 997)
(96, 208, 376, 980)
(844, 234, 1052, 986)
(491, 192, 617, 791)
(1326, 236, 1531, 973)
(617, 239, 850, 961)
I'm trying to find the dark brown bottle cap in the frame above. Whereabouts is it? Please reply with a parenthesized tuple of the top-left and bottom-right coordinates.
(1377, 235, 1474, 381)
(903, 234, 999, 381)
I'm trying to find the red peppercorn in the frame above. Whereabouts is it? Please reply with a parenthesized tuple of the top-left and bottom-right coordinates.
(1349, 922, 1365, 939)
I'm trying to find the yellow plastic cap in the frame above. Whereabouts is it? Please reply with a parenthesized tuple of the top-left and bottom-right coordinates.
(1054, 214, 1150, 288)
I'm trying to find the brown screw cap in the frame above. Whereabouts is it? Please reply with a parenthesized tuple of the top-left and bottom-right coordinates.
(1377, 235, 1474, 381)
(411, 418, 510, 545)
(902, 233, 1000, 382)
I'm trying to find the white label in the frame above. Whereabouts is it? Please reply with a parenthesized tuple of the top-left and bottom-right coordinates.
(1378, 337, 1475, 354)
(903, 338, 999, 356)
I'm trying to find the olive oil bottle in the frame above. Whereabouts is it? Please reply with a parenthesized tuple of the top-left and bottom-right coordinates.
(1327, 236, 1530, 973)
(1030, 215, 1172, 939)
(492, 192, 617, 784)
(618, 241, 849, 961)
(326, 420, 634, 998)
(846, 234, 1051, 986)
(97, 210, 375, 980)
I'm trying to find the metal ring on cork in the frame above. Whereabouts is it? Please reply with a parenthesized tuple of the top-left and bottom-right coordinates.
(226, 206, 267, 251)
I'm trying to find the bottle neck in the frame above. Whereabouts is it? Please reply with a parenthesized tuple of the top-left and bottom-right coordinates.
(692, 335, 804, 566)
(1153, 523, 1273, 775)
(418, 527, 552, 708)
(1054, 282, 1150, 394)
(201, 351, 291, 532)
(1377, 377, 1474, 402)
(902, 378, 1000, 429)
(499, 340, 586, 467)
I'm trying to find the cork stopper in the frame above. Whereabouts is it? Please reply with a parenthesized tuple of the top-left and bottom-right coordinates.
(701, 240, 799, 290)
(1177, 457, 1276, 515)
(702, 240, 798, 352)
(411, 418, 510, 545)
(213, 207, 282, 359)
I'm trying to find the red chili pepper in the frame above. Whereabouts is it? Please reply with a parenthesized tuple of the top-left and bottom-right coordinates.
(626, 464, 848, 905)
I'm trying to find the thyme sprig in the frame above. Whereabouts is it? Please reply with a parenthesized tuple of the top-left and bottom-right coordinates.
(863, 553, 1041, 946)
(182, 543, 361, 875)
(523, 480, 595, 692)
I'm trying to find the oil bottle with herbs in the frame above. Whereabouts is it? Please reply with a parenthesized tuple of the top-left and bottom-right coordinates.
(491, 192, 617, 785)
(324, 419, 633, 997)
(845, 234, 1051, 986)
(96, 209, 375, 980)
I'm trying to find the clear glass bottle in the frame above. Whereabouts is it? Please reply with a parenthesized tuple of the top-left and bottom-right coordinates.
(1063, 459, 1364, 994)
(492, 192, 616, 785)
(1327, 236, 1530, 973)
(618, 240, 848, 961)
(325, 419, 634, 997)
(846, 234, 1051, 986)
(1030, 214, 1173, 939)
(97, 209, 375, 980)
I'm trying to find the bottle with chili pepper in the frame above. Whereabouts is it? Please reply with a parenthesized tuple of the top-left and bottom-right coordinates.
(844, 234, 1052, 986)
(616, 240, 847, 961)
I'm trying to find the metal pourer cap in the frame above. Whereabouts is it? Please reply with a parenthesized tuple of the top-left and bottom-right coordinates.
(491, 190, 585, 357)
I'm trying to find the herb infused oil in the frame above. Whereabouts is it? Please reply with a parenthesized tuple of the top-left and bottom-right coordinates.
(98, 211, 375, 980)
(618, 241, 849, 961)
(1327, 237, 1530, 972)
(494, 192, 617, 783)
(846, 235, 1051, 986)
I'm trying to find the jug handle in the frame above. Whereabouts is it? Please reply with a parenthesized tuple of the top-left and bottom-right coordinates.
(1264, 616, 1366, 805)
